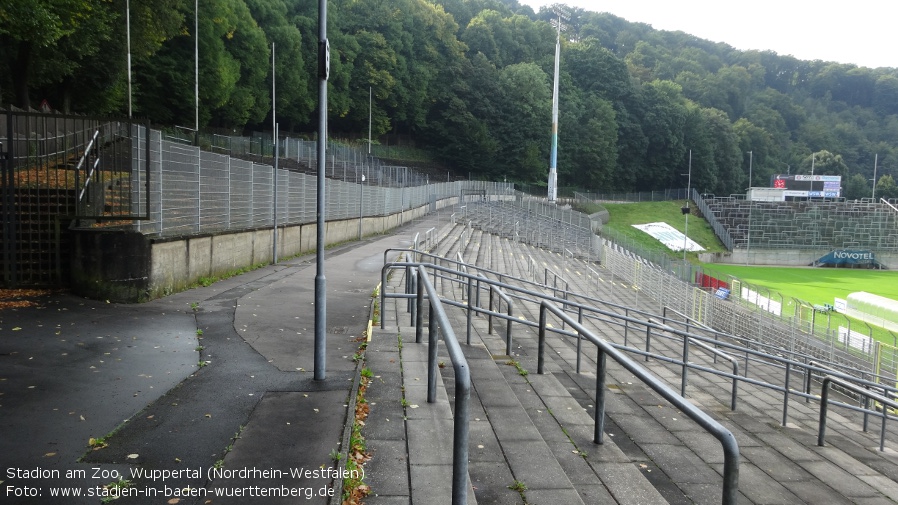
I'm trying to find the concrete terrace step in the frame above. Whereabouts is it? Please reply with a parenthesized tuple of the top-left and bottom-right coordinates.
(375, 261, 667, 505)
(375, 223, 898, 504)
(364, 326, 478, 505)
(458, 230, 898, 505)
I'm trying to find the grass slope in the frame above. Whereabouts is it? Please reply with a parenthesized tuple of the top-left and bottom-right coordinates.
(600, 201, 727, 261)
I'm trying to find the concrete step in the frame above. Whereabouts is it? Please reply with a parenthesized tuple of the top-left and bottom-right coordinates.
(458, 230, 898, 505)
(364, 326, 478, 505)
(436, 295, 667, 505)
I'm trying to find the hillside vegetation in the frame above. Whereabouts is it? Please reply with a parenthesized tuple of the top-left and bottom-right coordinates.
(4, 0, 898, 198)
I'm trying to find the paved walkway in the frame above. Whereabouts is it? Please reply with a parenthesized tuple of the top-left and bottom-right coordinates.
(0, 212, 448, 504)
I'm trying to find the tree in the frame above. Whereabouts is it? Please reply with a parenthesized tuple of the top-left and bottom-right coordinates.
(493, 62, 551, 181)
(875, 175, 898, 201)
(135, 0, 269, 128)
(844, 173, 870, 201)
(0, 0, 114, 108)
(244, 0, 310, 129)
(798, 150, 849, 177)
(637, 80, 688, 190)
(700, 107, 741, 195)
(0, 0, 184, 112)
(558, 89, 618, 191)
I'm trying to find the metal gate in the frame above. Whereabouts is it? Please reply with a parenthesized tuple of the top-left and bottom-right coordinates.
(0, 110, 150, 288)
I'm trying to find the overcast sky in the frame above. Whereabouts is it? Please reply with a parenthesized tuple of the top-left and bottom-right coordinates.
(518, 0, 898, 69)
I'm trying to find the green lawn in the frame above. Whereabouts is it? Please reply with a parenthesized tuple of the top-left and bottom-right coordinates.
(600, 201, 728, 261)
(702, 264, 898, 307)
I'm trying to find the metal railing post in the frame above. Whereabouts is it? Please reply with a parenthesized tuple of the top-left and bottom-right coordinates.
(595, 347, 606, 444)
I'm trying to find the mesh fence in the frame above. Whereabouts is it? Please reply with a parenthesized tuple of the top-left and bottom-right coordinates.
(458, 194, 602, 261)
(602, 241, 898, 384)
(132, 126, 511, 237)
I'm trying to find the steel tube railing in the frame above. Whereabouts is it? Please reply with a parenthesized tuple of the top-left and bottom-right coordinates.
(416, 267, 471, 505)
(537, 301, 740, 505)
(818, 375, 898, 452)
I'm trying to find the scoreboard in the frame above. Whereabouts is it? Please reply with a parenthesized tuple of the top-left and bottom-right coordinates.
(770, 174, 841, 198)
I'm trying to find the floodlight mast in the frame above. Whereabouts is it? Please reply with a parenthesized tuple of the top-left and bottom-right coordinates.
(548, 8, 567, 203)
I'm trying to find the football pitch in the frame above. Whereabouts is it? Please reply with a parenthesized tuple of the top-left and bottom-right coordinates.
(700, 264, 898, 307)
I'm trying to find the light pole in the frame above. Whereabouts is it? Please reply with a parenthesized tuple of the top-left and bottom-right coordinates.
(271, 42, 278, 264)
(682, 150, 692, 262)
(872, 153, 878, 201)
(314, 0, 329, 380)
(746, 150, 753, 191)
(126, 0, 132, 117)
(547, 7, 567, 203)
(194, 0, 199, 142)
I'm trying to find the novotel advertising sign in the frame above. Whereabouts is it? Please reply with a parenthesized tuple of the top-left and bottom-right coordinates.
(817, 249, 875, 266)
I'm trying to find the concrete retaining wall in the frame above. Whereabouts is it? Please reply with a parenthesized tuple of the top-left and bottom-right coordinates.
(700, 249, 898, 269)
(71, 201, 445, 302)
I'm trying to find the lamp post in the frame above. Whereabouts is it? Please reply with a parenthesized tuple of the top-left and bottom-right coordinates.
(126, 0, 132, 117)
(872, 154, 878, 201)
(682, 150, 692, 263)
(271, 42, 278, 264)
(194, 0, 199, 143)
(314, 0, 330, 380)
(746, 150, 753, 191)
(547, 7, 567, 203)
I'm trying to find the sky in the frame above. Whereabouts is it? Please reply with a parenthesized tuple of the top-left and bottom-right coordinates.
(518, 0, 898, 69)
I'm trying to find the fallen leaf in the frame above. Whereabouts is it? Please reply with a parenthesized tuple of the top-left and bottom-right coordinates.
(127, 454, 139, 460)
(44, 452, 56, 457)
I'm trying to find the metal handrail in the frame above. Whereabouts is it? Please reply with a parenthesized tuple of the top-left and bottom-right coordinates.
(487, 281, 515, 355)
(413, 266, 471, 505)
(78, 156, 101, 202)
(75, 130, 100, 201)
(385, 260, 746, 410)
(651, 319, 740, 410)
(543, 266, 570, 292)
(537, 301, 740, 505)
(381, 257, 898, 425)
(818, 375, 898, 452)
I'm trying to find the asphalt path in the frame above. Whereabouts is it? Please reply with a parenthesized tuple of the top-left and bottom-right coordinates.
(1, 213, 444, 504)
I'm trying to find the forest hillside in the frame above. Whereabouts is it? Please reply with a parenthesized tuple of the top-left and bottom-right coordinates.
(3, 0, 898, 197)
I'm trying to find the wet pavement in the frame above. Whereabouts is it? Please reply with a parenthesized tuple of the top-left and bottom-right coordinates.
(0, 213, 445, 504)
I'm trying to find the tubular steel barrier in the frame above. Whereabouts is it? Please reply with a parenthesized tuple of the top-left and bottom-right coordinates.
(651, 319, 740, 410)
(413, 266, 471, 505)
(818, 375, 898, 452)
(487, 280, 515, 355)
(536, 300, 740, 505)
(380, 252, 898, 440)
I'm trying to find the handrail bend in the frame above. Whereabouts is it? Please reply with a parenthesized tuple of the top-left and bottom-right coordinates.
(414, 266, 471, 505)
(538, 301, 740, 505)
(818, 375, 898, 452)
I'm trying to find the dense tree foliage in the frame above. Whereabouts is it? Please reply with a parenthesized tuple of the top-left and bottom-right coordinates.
(4, 0, 898, 197)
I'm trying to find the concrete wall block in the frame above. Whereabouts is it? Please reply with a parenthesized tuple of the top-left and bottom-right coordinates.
(150, 242, 189, 297)
(252, 230, 273, 265)
(211, 233, 253, 276)
(280, 226, 302, 258)
(301, 223, 317, 252)
(187, 237, 212, 280)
